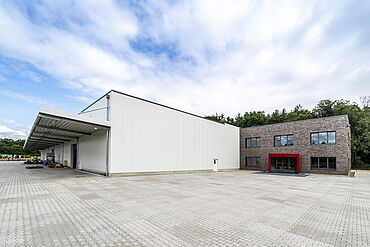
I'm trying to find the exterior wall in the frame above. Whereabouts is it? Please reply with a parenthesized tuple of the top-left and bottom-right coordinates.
(109, 92, 240, 174)
(63, 142, 72, 167)
(54, 144, 63, 163)
(78, 130, 107, 174)
(240, 115, 351, 175)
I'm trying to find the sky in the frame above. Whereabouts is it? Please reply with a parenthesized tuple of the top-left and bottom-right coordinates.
(0, 0, 369, 139)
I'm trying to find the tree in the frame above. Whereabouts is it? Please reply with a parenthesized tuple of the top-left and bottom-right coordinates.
(360, 96, 370, 108)
(312, 99, 336, 117)
(0, 138, 40, 156)
(205, 113, 227, 123)
(286, 105, 313, 122)
(360, 96, 370, 114)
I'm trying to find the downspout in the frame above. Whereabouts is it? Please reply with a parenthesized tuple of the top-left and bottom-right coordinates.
(105, 94, 110, 176)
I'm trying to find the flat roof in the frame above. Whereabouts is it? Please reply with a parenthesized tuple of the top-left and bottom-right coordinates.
(24, 107, 111, 150)
(241, 114, 349, 129)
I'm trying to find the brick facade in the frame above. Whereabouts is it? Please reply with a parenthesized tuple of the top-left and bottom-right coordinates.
(240, 115, 351, 175)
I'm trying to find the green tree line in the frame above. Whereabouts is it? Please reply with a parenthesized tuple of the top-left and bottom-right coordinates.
(0, 139, 40, 156)
(205, 97, 370, 169)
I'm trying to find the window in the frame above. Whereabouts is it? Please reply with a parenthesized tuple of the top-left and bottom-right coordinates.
(246, 157, 261, 167)
(274, 135, 294, 146)
(319, 132, 327, 144)
(311, 157, 319, 169)
(256, 138, 261, 148)
(328, 157, 336, 169)
(328, 132, 336, 144)
(311, 157, 336, 170)
(281, 135, 287, 146)
(319, 157, 327, 168)
(245, 137, 261, 148)
(311, 131, 336, 145)
(251, 138, 257, 147)
(274, 136, 280, 147)
(287, 135, 294, 145)
(311, 133, 319, 145)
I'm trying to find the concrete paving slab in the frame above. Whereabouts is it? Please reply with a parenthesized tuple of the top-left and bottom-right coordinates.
(0, 161, 369, 246)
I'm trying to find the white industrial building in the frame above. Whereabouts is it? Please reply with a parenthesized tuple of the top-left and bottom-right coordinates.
(24, 90, 240, 175)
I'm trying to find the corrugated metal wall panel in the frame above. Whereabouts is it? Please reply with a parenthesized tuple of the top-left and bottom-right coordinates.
(79, 130, 106, 173)
(110, 92, 240, 173)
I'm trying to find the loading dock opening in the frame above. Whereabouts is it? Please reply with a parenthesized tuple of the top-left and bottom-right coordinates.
(24, 107, 111, 175)
(268, 153, 299, 174)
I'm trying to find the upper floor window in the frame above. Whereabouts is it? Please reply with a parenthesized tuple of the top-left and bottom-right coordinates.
(245, 137, 261, 148)
(274, 135, 294, 147)
(311, 131, 336, 145)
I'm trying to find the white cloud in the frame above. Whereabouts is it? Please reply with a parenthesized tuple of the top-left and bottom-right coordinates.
(0, 119, 30, 139)
(0, 125, 27, 139)
(66, 95, 94, 104)
(0, 0, 369, 117)
(0, 89, 54, 106)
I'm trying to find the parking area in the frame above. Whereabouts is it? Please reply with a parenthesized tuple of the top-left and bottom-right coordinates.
(0, 162, 369, 246)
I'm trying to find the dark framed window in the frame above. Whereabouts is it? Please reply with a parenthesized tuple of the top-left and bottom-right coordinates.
(274, 135, 294, 147)
(245, 137, 261, 148)
(328, 132, 336, 144)
(311, 131, 336, 145)
(246, 157, 261, 167)
(311, 133, 319, 145)
(311, 157, 336, 170)
(287, 135, 294, 145)
(328, 157, 336, 169)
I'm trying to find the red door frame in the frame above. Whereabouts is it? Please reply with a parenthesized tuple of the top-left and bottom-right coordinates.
(268, 153, 299, 174)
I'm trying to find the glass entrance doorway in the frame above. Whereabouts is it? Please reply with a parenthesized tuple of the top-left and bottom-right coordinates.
(269, 153, 299, 174)
(270, 157, 297, 173)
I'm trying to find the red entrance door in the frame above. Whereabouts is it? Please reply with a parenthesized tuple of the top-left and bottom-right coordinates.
(268, 153, 299, 174)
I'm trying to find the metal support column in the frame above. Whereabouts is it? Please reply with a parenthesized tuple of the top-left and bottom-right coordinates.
(105, 129, 110, 176)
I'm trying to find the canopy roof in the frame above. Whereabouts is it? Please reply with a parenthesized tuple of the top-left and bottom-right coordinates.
(24, 107, 111, 150)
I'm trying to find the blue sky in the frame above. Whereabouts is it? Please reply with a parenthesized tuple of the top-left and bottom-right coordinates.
(0, 0, 369, 139)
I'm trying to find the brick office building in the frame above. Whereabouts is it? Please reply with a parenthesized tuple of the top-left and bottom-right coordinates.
(240, 115, 351, 175)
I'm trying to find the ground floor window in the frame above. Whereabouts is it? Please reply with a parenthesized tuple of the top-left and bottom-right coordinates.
(311, 157, 336, 170)
(246, 157, 261, 167)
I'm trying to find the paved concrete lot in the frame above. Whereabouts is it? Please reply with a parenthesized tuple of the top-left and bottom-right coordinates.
(0, 162, 369, 247)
